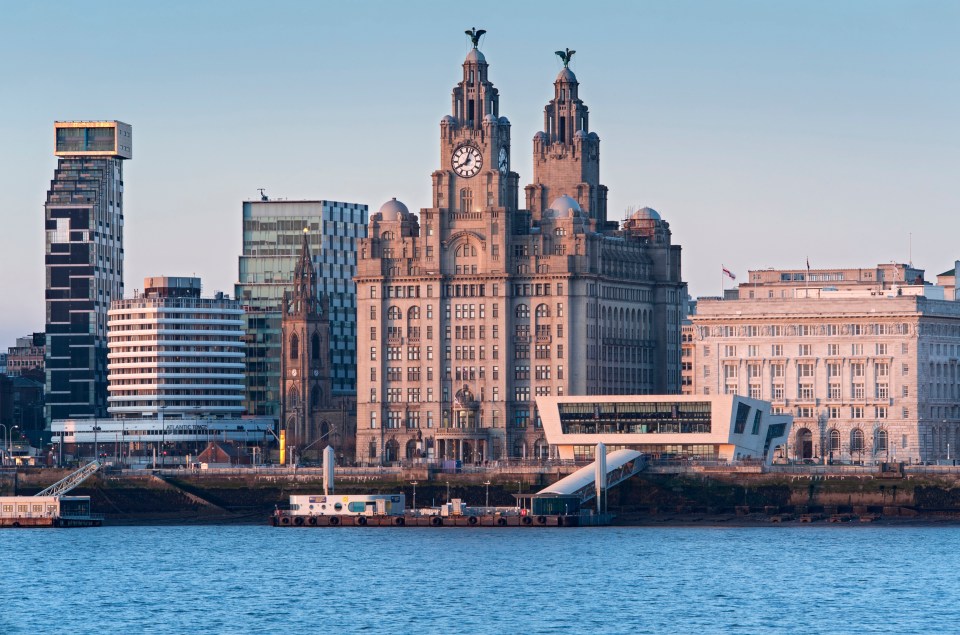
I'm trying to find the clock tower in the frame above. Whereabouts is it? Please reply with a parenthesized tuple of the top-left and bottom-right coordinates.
(525, 55, 608, 227)
(432, 32, 519, 218)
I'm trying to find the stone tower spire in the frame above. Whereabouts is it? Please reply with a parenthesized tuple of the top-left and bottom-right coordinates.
(289, 228, 319, 317)
(526, 53, 609, 226)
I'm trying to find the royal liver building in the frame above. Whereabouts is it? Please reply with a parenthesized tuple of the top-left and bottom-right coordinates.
(355, 31, 686, 465)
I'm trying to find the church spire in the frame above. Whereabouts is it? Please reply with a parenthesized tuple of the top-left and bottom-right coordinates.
(289, 228, 319, 316)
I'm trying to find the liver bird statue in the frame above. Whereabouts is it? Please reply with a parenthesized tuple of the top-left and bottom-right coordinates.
(465, 27, 486, 49)
(556, 48, 576, 68)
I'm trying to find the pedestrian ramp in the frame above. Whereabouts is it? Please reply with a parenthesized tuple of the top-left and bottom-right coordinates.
(537, 450, 646, 503)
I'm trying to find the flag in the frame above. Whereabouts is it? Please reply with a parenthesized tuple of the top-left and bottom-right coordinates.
(722, 266, 736, 281)
(806, 257, 810, 271)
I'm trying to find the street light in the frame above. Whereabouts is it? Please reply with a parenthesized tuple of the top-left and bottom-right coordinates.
(410, 481, 418, 515)
(0, 424, 8, 466)
(483, 480, 491, 510)
(92, 425, 102, 463)
(445, 481, 450, 504)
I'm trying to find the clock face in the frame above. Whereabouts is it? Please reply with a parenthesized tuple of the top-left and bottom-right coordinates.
(291, 369, 298, 377)
(498, 147, 508, 175)
(452, 145, 482, 178)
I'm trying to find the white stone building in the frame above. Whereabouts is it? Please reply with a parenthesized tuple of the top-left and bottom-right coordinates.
(690, 287, 960, 463)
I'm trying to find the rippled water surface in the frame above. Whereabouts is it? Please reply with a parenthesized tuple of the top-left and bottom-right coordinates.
(1, 524, 957, 634)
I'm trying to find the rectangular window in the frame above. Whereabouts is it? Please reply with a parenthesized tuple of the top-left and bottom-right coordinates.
(852, 343, 863, 356)
(724, 345, 737, 357)
(876, 406, 887, 419)
(771, 344, 783, 357)
(828, 343, 840, 356)
(852, 406, 864, 419)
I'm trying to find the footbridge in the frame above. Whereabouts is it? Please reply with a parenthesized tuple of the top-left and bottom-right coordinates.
(536, 449, 646, 503)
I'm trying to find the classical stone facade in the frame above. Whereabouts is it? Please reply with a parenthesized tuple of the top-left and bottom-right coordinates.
(354, 34, 686, 466)
(279, 232, 353, 464)
(690, 291, 960, 463)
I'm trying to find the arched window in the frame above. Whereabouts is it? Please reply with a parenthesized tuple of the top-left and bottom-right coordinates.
(829, 429, 841, 452)
(460, 188, 473, 212)
(290, 334, 299, 360)
(408, 306, 420, 320)
(875, 429, 888, 453)
(381, 231, 395, 241)
(515, 304, 529, 319)
(385, 439, 400, 463)
(406, 439, 417, 460)
(534, 438, 550, 460)
(387, 306, 402, 320)
(311, 333, 321, 361)
(287, 387, 299, 408)
(554, 227, 566, 236)
(535, 303, 550, 318)
(850, 429, 865, 453)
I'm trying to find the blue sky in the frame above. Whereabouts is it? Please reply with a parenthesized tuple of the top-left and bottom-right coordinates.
(1, 1, 957, 345)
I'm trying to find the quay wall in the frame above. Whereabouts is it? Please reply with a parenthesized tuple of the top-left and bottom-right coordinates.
(7, 468, 960, 521)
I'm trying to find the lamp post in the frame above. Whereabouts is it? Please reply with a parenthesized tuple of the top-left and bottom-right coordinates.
(410, 481, 418, 515)
(92, 424, 102, 463)
(0, 424, 7, 466)
(483, 480, 491, 510)
(445, 480, 450, 504)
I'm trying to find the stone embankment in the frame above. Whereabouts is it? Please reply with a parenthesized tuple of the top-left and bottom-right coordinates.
(6, 467, 960, 524)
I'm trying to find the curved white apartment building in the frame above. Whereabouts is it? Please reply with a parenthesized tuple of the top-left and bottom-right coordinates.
(107, 277, 246, 418)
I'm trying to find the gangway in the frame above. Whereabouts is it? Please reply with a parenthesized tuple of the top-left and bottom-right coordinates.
(35, 460, 101, 498)
(536, 449, 646, 503)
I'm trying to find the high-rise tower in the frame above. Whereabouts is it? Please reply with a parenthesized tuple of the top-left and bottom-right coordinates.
(44, 121, 132, 425)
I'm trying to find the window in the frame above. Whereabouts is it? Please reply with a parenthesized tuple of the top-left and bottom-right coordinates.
(852, 406, 864, 419)
(827, 363, 842, 378)
(851, 363, 864, 378)
(876, 406, 888, 419)
(772, 344, 783, 357)
(850, 429, 864, 453)
(724, 345, 737, 357)
(747, 345, 759, 357)
(290, 334, 299, 360)
(876, 343, 888, 355)
(797, 363, 814, 378)
(828, 344, 840, 356)
(829, 407, 841, 419)
(771, 364, 784, 378)
(799, 344, 812, 356)
(829, 429, 841, 452)
(852, 343, 863, 356)
(828, 384, 841, 399)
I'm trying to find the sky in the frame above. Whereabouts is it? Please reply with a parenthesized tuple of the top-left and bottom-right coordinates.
(0, 0, 957, 346)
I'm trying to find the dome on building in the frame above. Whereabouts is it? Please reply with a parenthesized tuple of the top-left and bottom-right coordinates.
(548, 195, 582, 219)
(534, 131, 548, 141)
(441, 115, 457, 126)
(465, 48, 486, 64)
(556, 67, 577, 83)
(631, 207, 661, 221)
(483, 113, 498, 123)
(588, 132, 599, 141)
(498, 116, 510, 125)
(378, 198, 410, 221)
(574, 129, 588, 140)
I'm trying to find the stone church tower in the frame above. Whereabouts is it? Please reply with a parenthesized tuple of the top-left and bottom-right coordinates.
(280, 230, 352, 464)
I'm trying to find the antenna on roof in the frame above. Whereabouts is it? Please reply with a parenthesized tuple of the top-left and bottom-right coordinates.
(258, 188, 268, 201)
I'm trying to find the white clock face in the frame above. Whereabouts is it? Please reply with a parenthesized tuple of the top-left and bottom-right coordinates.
(452, 145, 482, 178)
(498, 147, 508, 175)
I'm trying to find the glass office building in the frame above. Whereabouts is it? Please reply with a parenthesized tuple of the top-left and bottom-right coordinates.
(235, 200, 367, 418)
(44, 121, 132, 425)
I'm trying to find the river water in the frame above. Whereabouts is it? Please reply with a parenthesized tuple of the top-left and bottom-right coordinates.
(1, 524, 956, 634)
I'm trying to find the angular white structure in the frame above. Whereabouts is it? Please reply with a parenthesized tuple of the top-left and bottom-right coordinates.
(536, 394, 791, 465)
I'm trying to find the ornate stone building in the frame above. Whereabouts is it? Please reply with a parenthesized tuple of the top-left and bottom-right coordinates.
(280, 231, 353, 464)
(690, 280, 960, 464)
(354, 33, 686, 465)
